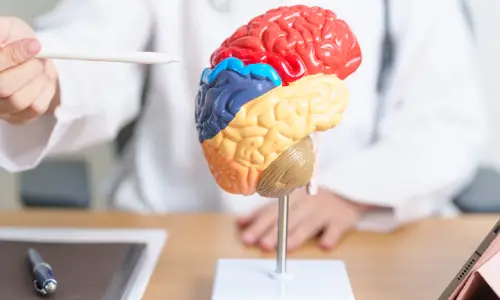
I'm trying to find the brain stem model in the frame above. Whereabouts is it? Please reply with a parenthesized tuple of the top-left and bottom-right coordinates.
(196, 5, 362, 198)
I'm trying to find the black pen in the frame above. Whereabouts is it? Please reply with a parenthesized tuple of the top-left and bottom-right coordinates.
(28, 248, 57, 295)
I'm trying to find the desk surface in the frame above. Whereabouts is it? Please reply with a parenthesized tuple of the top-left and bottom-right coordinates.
(1, 211, 498, 300)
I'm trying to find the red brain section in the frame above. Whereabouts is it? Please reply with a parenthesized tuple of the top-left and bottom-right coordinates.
(210, 5, 362, 85)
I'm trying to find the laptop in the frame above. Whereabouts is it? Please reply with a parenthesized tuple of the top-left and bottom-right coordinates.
(438, 218, 500, 299)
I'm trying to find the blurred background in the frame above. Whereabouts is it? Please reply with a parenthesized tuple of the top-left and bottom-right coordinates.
(0, 0, 499, 211)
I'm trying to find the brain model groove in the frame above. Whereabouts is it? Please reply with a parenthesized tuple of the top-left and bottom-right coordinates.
(195, 5, 362, 198)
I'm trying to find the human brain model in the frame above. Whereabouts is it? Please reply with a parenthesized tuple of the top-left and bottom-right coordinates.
(195, 5, 362, 198)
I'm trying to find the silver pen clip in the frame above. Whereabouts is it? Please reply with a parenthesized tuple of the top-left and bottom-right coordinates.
(33, 278, 58, 295)
(33, 280, 48, 295)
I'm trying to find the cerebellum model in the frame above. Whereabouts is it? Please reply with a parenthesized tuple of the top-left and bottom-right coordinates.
(195, 5, 362, 198)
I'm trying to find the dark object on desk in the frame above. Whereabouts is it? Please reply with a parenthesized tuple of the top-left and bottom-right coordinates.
(28, 248, 58, 296)
(454, 167, 500, 213)
(20, 160, 91, 209)
(0, 241, 145, 300)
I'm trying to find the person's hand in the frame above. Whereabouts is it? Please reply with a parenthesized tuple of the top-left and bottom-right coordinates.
(0, 17, 59, 124)
(237, 188, 374, 252)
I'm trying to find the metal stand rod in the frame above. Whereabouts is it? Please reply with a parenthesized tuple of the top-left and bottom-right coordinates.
(276, 194, 289, 274)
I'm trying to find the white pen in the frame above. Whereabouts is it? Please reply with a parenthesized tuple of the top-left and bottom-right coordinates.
(36, 49, 180, 65)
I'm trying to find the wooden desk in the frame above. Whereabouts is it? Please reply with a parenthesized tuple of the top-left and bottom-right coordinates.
(1, 211, 498, 300)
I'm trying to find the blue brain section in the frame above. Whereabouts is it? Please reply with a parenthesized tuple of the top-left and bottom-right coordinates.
(195, 58, 281, 143)
(203, 57, 282, 87)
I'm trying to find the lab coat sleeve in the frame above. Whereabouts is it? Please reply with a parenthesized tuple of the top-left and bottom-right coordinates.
(317, 0, 487, 231)
(0, 0, 152, 172)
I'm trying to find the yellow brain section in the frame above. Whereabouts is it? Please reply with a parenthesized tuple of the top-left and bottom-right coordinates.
(202, 73, 349, 195)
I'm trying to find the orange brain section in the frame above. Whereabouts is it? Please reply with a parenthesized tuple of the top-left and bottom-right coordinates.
(201, 141, 262, 195)
(202, 73, 349, 195)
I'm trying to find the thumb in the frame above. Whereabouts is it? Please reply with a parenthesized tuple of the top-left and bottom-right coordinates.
(0, 38, 41, 72)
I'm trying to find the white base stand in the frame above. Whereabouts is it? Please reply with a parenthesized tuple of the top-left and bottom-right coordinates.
(211, 259, 355, 300)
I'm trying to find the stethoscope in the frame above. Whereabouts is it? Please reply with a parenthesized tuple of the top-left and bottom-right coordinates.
(208, 0, 232, 11)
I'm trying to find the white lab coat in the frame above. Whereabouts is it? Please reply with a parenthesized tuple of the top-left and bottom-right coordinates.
(0, 0, 486, 232)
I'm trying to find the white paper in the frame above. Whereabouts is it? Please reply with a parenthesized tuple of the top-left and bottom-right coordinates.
(0, 227, 167, 300)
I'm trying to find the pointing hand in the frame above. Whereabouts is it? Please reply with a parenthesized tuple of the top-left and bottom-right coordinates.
(0, 17, 59, 124)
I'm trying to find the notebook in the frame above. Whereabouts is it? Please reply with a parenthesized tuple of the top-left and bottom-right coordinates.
(0, 228, 167, 300)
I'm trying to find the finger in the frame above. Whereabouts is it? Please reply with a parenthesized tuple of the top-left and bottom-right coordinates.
(0, 17, 37, 44)
(0, 59, 44, 112)
(241, 203, 279, 245)
(287, 214, 327, 251)
(258, 201, 314, 251)
(236, 215, 251, 228)
(43, 59, 58, 81)
(46, 81, 60, 114)
(287, 199, 317, 232)
(0, 38, 40, 72)
(0, 72, 49, 115)
(236, 208, 263, 228)
(236, 199, 277, 227)
(259, 209, 310, 251)
(257, 196, 307, 251)
(318, 223, 346, 250)
(258, 223, 278, 252)
(236, 210, 260, 228)
(6, 76, 55, 124)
